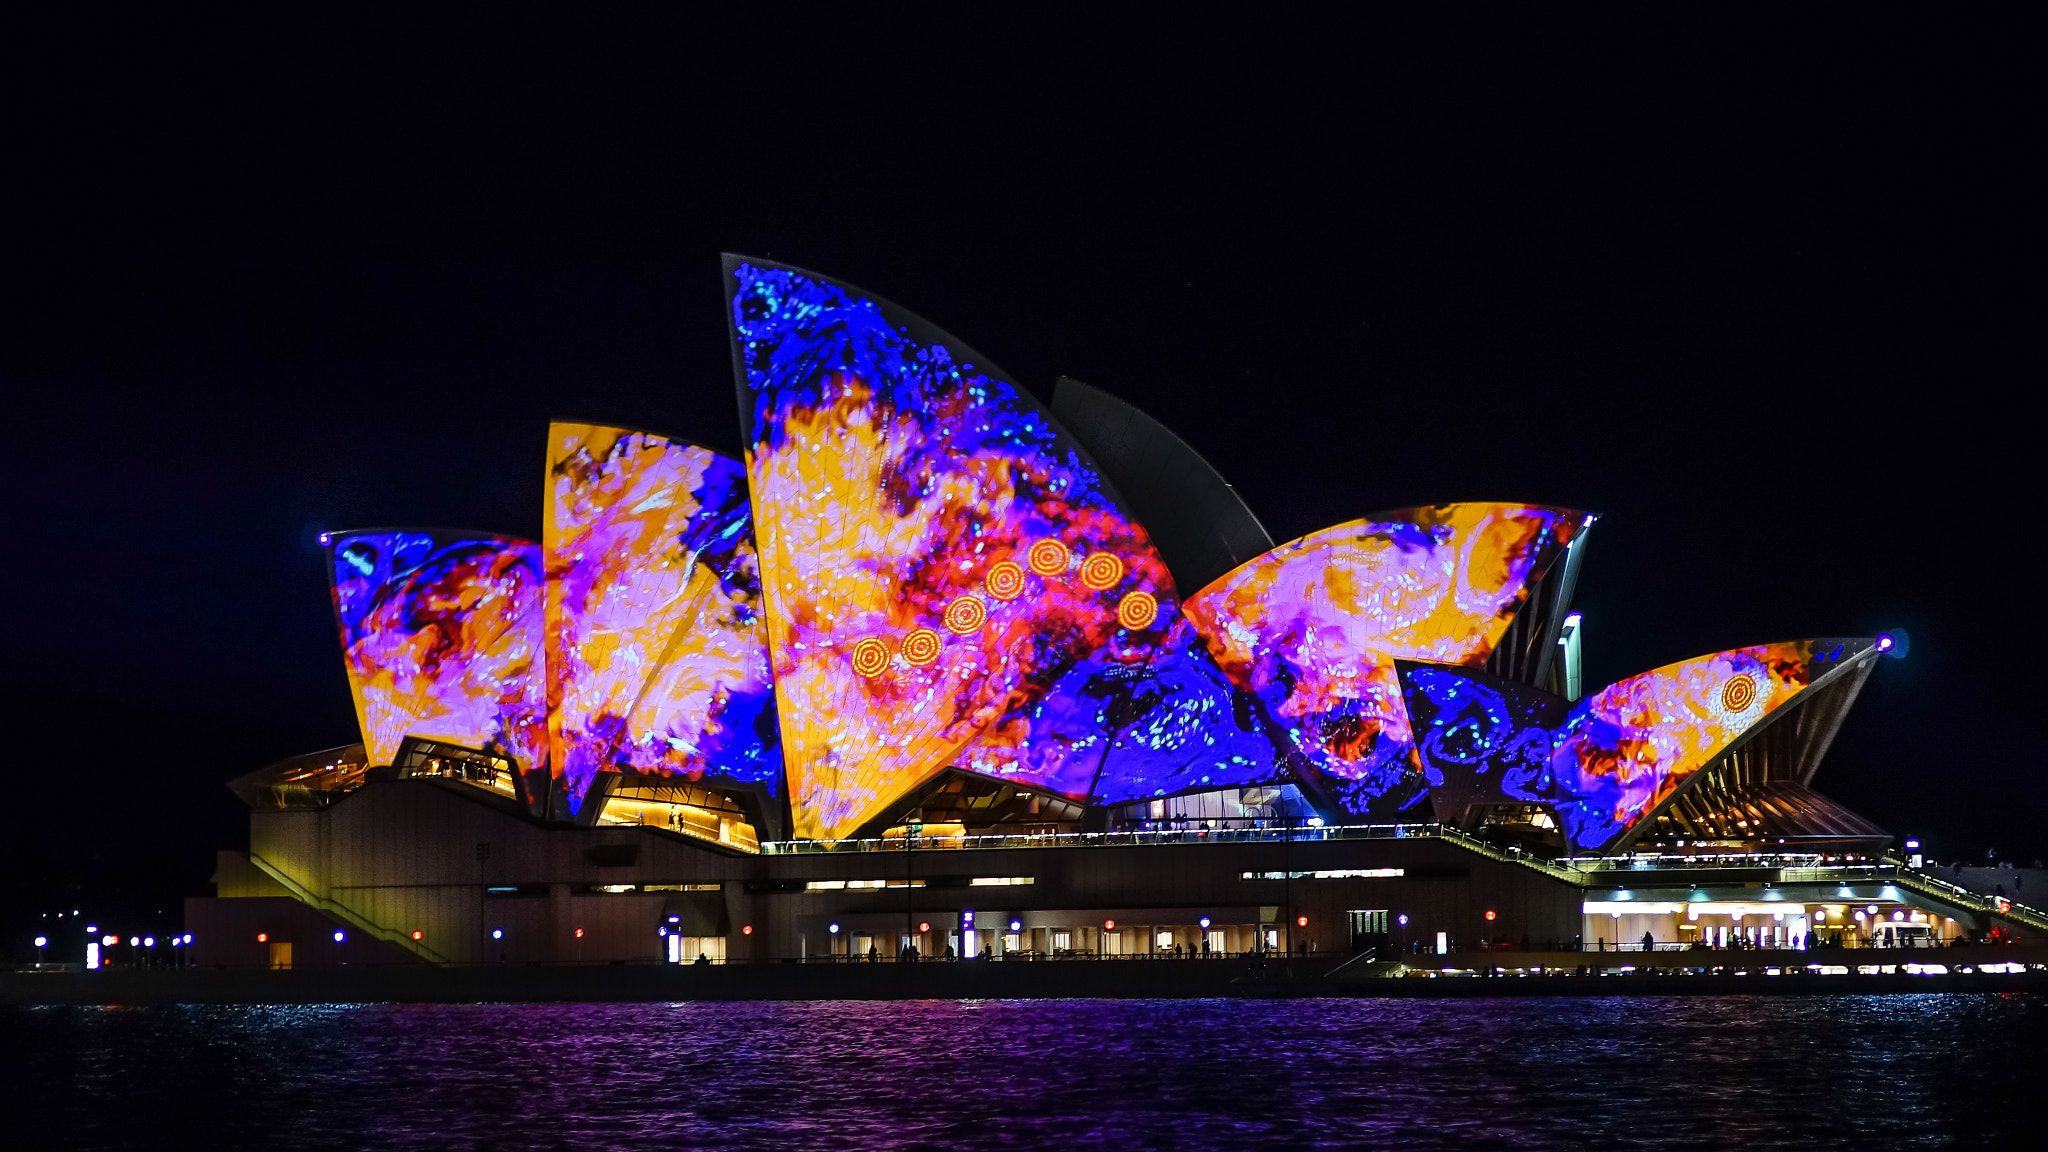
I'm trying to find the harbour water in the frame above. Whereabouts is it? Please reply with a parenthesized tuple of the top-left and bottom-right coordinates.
(4, 995, 2040, 1149)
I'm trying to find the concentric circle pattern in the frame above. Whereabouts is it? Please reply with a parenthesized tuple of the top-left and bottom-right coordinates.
(900, 627, 943, 666)
(1116, 590, 1159, 631)
(1079, 552, 1124, 591)
(942, 595, 987, 635)
(1027, 538, 1071, 577)
(1721, 673, 1758, 714)
(850, 636, 893, 678)
(984, 560, 1026, 601)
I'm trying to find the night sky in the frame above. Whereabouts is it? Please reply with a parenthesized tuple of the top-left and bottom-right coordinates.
(3, 15, 2036, 934)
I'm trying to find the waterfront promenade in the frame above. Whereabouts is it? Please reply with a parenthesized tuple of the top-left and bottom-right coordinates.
(7, 945, 2041, 1005)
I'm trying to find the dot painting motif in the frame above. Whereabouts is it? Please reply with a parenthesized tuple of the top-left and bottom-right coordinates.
(727, 258, 1177, 839)
(1398, 640, 1865, 852)
(313, 258, 1896, 852)
(1181, 503, 1587, 817)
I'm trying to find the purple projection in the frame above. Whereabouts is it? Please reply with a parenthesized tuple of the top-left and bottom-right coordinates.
(1184, 504, 1586, 816)
(1400, 640, 1868, 851)
(327, 530, 547, 802)
(728, 258, 1176, 839)
(543, 423, 780, 819)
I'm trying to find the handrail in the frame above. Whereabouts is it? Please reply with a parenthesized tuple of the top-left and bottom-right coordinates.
(247, 853, 451, 964)
(1565, 852, 2048, 936)
(762, 820, 1594, 886)
(1884, 869, 2048, 935)
(1431, 825, 1592, 885)
(1320, 948, 1389, 980)
(759, 821, 1446, 854)
(1564, 853, 1846, 870)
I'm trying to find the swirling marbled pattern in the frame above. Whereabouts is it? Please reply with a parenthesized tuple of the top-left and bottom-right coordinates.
(543, 424, 780, 818)
(1401, 640, 1862, 851)
(729, 259, 1175, 838)
(1183, 504, 1585, 816)
(328, 530, 546, 800)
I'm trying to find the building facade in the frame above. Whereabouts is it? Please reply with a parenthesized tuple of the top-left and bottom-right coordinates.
(187, 257, 1971, 970)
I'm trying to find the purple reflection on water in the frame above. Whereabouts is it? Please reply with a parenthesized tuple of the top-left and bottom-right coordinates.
(2, 996, 2037, 1149)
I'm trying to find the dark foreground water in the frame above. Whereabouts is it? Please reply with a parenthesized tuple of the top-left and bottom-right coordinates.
(4, 996, 2043, 1150)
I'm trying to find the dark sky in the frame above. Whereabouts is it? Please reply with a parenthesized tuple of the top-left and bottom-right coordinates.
(2, 14, 2038, 929)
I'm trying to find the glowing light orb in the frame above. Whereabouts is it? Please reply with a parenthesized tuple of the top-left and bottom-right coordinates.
(1116, 590, 1159, 631)
(1027, 538, 1071, 577)
(851, 636, 894, 678)
(1720, 673, 1758, 714)
(942, 595, 988, 635)
(1079, 552, 1124, 591)
(984, 560, 1026, 600)
(900, 627, 943, 667)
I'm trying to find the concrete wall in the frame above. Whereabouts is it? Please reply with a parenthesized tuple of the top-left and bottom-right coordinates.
(194, 777, 1586, 966)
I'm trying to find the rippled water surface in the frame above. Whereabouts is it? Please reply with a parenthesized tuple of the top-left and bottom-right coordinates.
(5, 995, 2042, 1149)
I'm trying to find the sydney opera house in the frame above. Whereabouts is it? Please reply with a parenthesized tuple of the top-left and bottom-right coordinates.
(185, 257, 1991, 972)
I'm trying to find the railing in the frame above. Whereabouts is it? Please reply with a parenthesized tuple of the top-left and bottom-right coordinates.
(247, 853, 452, 964)
(1563, 852, 1847, 872)
(761, 820, 1594, 885)
(1882, 869, 2048, 934)
(1560, 852, 2048, 936)
(760, 822, 1444, 854)
(1432, 825, 1591, 884)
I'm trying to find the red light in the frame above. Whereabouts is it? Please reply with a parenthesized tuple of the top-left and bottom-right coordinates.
(918, 922, 930, 933)
(1484, 910, 1497, 921)
(1104, 919, 1116, 930)
(412, 930, 424, 940)
(743, 925, 754, 936)
(1297, 916, 1308, 928)
(256, 932, 268, 943)
(574, 928, 584, 939)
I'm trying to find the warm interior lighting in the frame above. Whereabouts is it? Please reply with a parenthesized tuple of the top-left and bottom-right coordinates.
(596, 787, 759, 852)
